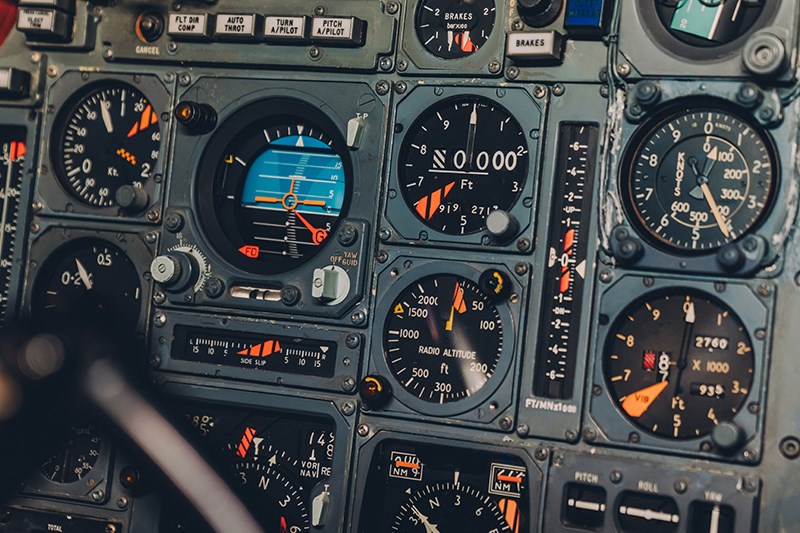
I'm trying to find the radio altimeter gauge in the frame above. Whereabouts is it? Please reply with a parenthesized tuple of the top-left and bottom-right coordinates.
(197, 99, 351, 275)
(31, 238, 142, 331)
(398, 96, 528, 235)
(382, 274, 505, 405)
(603, 289, 754, 440)
(621, 104, 777, 254)
(52, 81, 161, 208)
(415, 0, 496, 60)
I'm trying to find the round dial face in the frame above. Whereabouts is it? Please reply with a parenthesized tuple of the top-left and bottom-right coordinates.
(39, 425, 102, 483)
(232, 462, 310, 532)
(198, 100, 350, 275)
(398, 96, 528, 235)
(654, 0, 767, 47)
(603, 289, 755, 440)
(32, 238, 142, 330)
(415, 0, 496, 59)
(53, 81, 161, 207)
(622, 105, 776, 253)
(392, 482, 510, 532)
(383, 274, 504, 404)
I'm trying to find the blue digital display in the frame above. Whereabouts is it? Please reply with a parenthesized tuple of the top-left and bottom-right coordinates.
(564, 0, 607, 35)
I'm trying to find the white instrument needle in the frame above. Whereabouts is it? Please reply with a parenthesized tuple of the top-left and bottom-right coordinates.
(100, 99, 114, 134)
(75, 258, 93, 290)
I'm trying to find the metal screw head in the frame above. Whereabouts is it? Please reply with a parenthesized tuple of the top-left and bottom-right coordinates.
(583, 428, 597, 442)
(609, 470, 623, 484)
(30, 52, 41, 63)
(599, 270, 612, 283)
(150, 354, 162, 368)
(351, 310, 367, 325)
(337, 224, 358, 246)
(281, 285, 301, 306)
(341, 377, 356, 392)
(309, 46, 322, 60)
(758, 283, 772, 297)
(376, 250, 389, 263)
(552, 84, 565, 96)
(565, 429, 578, 442)
(743, 477, 758, 493)
(628, 432, 640, 443)
(674, 480, 688, 494)
(345, 334, 360, 349)
(357, 424, 370, 437)
(379, 227, 392, 241)
(616, 63, 631, 76)
(29, 222, 40, 234)
(506, 66, 519, 80)
(600, 85, 609, 97)
(516, 238, 530, 252)
(386, 1, 399, 15)
(116, 496, 129, 509)
(101, 49, 113, 61)
(153, 312, 167, 327)
(592, 385, 602, 396)
(499, 416, 513, 431)
(395, 81, 408, 94)
(178, 73, 191, 86)
(91, 489, 105, 502)
(314, 5, 326, 15)
(511, 19, 523, 30)
(375, 80, 390, 96)
(204, 277, 225, 299)
(341, 400, 356, 415)
(488, 60, 501, 73)
(397, 59, 408, 71)
(167, 42, 178, 53)
(534, 448, 549, 461)
(755, 328, 766, 340)
(147, 209, 160, 222)
(516, 424, 529, 437)
(153, 291, 166, 305)
(533, 85, 546, 99)
(31, 201, 43, 212)
(379, 57, 393, 71)
(514, 262, 528, 276)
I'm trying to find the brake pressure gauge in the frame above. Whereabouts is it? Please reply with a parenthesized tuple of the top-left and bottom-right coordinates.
(415, 0, 496, 60)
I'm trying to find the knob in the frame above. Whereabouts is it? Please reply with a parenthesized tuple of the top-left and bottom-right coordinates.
(486, 210, 519, 243)
(150, 253, 196, 292)
(311, 266, 350, 305)
(517, 0, 562, 28)
(135, 12, 164, 43)
(174, 101, 217, 134)
(711, 421, 745, 453)
(311, 485, 331, 527)
(115, 184, 149, 212)
(359, 375, 392, 410)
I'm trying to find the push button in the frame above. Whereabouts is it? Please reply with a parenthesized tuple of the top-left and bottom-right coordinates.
(310, 16, 366, 47)
(263, 15, 309, 43)
(214, 13, 260, 41)
(506, 30, 565, 64)
(167, 13, 210, 40)
(18, 0, 75, 14)
(16, 7, 71, 41)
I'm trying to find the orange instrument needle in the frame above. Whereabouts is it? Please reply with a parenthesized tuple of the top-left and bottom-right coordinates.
(621, 381, 669, 418)
(253, 196, 281, 203)
(294, 211, 328, 245)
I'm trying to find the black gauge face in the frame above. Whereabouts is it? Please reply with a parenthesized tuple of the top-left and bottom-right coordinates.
(383, 274, 504, 404)
(53, 81, 161, 207)
(399, 96, 528, 235)
(359, 440, 529, 533)
(655, 0, 767, 47)
(0, 128, 26, 321)
(393, 482, 510, 532)
(232, 462, 310, 532)
(197, 100, 350, 275)
(39, 425, 102, 483)
(603, 290, 754, 440)
(416, 0, 496, 59)
(31, 238, 142, 330)
(622, 105, 776, 253)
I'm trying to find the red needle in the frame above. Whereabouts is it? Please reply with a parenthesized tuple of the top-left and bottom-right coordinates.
(294, 211, 328, 245)
(280, 516, 288, 533)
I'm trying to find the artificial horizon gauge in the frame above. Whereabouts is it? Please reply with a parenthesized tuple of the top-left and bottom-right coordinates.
(398, 96, 528, 235)
(382, 273, 507, 404)
(0, 128, 26, 322)
(196, 98, 351, 275)
(654, 0, 768, 47)
(31, 237, 142, 330)
(415, 0, 496, 60)
(39, 425, 103, 484)
(52, 81, 161, 208)
(603, 289, 755, 440)
(621, 103, 777, 253)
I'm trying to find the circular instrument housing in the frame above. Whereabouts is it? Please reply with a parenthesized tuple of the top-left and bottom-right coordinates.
(415, 0, 496, 60)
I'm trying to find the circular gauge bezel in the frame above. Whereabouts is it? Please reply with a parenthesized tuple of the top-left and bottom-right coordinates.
(195, 98, 354, 276)
(414, 0, 497, 61)
(372, 261, 516, 417)
(602, 287, 755, 441)
(26, 227, 152, 335)
(619, 98, 779, 256)
(638, 0, 780, 60)
(50, 80, 162, 209)
(397, 94, 529, 236)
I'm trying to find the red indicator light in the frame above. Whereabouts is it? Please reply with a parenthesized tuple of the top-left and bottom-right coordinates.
(238, 245, 260, 258)
(643, 350, 656, 370)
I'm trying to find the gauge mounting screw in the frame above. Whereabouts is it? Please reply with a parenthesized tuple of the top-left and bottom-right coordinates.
(280, 285, 301, 306)
(514, 262, 528, 276)
(357, 424, 370, 437)
(736, 82, 764, 109)
(673, 480, 688, 494)
(634, 81, 661, 107)
(394, 81, 407, 94)
(345, 333, 360, 349)
(516, 424, 529, 437)
(506, 66, 519, 80)
(175, 101, 217, 134)
(204, 277, 225, 299)
(153, 291, 166, 305)
(534, 447, 549, 461)
(91, 489, 105, 502)
(116, 496, 129, 509)
(583, 427, 597, 442)
(379, 57, 393, 71)
(609, 471, 623, 484)
(153, 312, 167, 327)
(337, 224, 358, 246)
(351, 309, 367, 325)
(164, 212, 184, 232)
(375, 80, 390, 96)
(499, 416, 513, 431)
(488, 60, 502, 74)
(341, 400, 356, 415)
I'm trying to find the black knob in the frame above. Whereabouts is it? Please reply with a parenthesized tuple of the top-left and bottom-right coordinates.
(115, 184, 149, 212)
(517, 0, 562, 28)
(517, 0, 550, 12)
(359, 375, 392, 410)
(175, 101, 217, 134)
(136, 12, 164, 43)
(711, 421, 745, 453)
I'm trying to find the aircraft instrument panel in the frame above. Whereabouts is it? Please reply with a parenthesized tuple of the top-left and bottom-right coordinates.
(1, 0, 800, 531)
